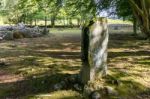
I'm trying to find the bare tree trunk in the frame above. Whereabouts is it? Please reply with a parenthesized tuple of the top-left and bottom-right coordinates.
(80, 18, 109, 84)
(51, 16, 56, 27)
(34, 19, 37, 26)
(133, 17, 137, 35)
(45, 16, 47, 29)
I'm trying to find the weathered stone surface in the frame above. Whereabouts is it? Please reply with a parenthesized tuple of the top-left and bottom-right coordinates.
(0, 23, 48, 40)
(68, 74, 79, 83)
(80, 17, 109, 84)
(53, 83, 63, 91)
(3, 31, 14, 40)
(53, 81, 66, 91)
(91, 91, 101, 99)
(0, 62, 6, 66)
(0, 59, 10, 67)
(73, 84, 82, 91)
(104, 86, 118, 96)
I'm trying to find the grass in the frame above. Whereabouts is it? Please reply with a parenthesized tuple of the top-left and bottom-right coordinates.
(0, 28, 150, 99)
(0, 15, 132, 26)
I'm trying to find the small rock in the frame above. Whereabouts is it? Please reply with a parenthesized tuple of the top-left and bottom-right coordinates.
(60, 81, 66, 88)
(112, 79, 121, 85)
(9, 44, 17, 47)
(54, 83, 63, 91)
(83, 85, 94, 97)
(0, 60, 9, 66)
(3, 31, 14, 40)
(53, 81, 66, 91)
(73, 84, 82, 91)
(0, 36, 3, 40)
(91, 91, 101, 99)
(68, 74, 78, 83)
(33, 76, 37, 79)
(41, 81, 45, 84)
(104, 86, 118, 96)
(0, 62, 6, 66)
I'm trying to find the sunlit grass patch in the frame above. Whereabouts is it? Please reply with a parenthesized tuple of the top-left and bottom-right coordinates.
(26, 90, 82, 99)
(0, 28, 150, 98)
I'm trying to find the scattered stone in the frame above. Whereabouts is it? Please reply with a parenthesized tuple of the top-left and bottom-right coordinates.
(0, 23, 48, 41)
(0, 31, 14, 40)
(114, 26, 119, 30)
(32, 76, 37, 79)
(90, 91, 101, 99)
(60, 81, 66, 88)
(53, 81, 66, 91)
(104, 86, 118, 96)
(112, 79, 121, 86)
(83, 85, 94, 97)
(0, 37, 3, 40)
(0, 61, 6, 66)
(9, 44, 17, 47)
(54, 83, 64, 91)
(68, 74, 78, 83)
(73, 84, 82, 91)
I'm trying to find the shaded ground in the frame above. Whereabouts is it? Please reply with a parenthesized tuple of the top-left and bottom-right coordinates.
(0, 28, 150, 99)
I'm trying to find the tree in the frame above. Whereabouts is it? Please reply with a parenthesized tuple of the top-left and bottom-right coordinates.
(128, 0, 150, 38)
(95, 0, 150, 38)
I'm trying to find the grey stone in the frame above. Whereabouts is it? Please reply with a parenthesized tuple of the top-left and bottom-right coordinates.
(73, 84, 82, 91)
(4, 31, 14, 40)
(54, 83, 63, 91)
(0, 62, 6, 66)
(83, 85, 94, 97)
(53, 81, 66, 91)
(60, 81, 66, 88)
(68, 74, 77, 83)
(104, 86, 118, 96)
(91, 91, 101, 99)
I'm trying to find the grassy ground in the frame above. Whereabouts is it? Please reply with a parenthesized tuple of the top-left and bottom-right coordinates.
(0, 28, 150, 99)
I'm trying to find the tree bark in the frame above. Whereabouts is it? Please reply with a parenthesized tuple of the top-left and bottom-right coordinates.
(128, 0, 150, 38)
(35, 19, 37, 26)
(80, 18, 109, 84)
(45, 16, 47, 29)
(51, 16, 56, 27)
(133, 17, 137, 35)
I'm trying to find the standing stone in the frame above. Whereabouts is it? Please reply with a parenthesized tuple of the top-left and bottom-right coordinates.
(80, 17, 109, 84)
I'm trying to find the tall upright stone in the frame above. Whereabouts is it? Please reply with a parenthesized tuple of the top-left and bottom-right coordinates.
(80, 17, 109, 84)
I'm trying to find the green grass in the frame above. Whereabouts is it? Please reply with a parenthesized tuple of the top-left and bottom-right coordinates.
(108, 19, 132, 24)
(0, 15, 132, 25)
(0, 28, 150, 99)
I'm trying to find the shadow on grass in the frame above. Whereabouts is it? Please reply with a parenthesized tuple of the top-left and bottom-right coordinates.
(108, 51, 150, 58)
(0, 73, 77, 99)
(34, 51, 81, 59)
(0, 31, 150, 99)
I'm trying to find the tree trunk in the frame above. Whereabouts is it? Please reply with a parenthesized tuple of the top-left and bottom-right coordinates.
(35, 19, 37, 26)
(129, 0, 150, 38)
(51, 16, 55, 27)
(45, 16, 47, 29)
(30, 17, 32, 26)
(80, 18, 109, 84)
(133, 17, 137, 35)
(77, 18, 80, 27)
(69, 18, 73, 27)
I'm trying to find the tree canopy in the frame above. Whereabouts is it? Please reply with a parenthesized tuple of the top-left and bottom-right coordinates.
(0, 0, 150, 38)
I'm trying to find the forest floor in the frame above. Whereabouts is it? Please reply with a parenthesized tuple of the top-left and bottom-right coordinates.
(0, 28, 150, 99)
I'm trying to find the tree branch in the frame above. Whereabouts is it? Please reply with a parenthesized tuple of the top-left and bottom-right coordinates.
(128, 0, 143, 16)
